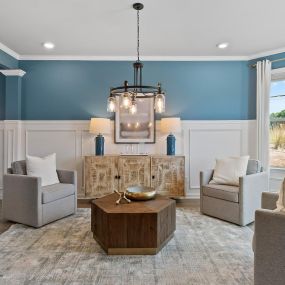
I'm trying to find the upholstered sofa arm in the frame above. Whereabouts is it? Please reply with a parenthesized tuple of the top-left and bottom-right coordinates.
(200, 170, 214, 186)
(3, 174, 41, 198)
(239, 172, 268, 226)
(262, 192, 279, 210)
(3, 174, 42, 226)
(254, 209, 285, 285)
(57, 170, 77, 185)
(240, 172, 268, 193)
(240, 171, 268, 191)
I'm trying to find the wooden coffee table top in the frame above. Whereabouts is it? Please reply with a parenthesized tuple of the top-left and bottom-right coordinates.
(92, 193, 175, 214)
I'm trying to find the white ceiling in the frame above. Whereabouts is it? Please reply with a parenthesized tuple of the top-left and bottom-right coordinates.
(0, 0, 285, 59)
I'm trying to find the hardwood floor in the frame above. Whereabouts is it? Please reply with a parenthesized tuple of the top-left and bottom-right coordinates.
(0, 198, 199, 235)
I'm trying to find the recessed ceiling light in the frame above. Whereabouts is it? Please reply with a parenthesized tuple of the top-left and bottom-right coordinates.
(42, 42, 55, 49)
(216, 42, 229, 49)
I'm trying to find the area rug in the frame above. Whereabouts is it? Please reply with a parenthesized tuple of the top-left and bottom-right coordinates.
(0, 208, 254, 285)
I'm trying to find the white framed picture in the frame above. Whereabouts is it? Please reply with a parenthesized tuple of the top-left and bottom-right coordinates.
(115, 96, 155, 143)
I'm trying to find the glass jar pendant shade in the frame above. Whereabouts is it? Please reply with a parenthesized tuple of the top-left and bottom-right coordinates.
(107, 3, 166, 114)
(129, 100, 138, 114)
(155, 93, 165, 113)
(107, 96, 116, 112)
(121, 92, 131, 109)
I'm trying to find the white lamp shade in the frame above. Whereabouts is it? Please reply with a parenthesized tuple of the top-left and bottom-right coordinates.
(89, 118, 111, 135)
(160, 118, 181, 134)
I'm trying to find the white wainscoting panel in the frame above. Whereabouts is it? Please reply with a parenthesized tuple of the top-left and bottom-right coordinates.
(189, 129, 242, 188)
(0, 120, 257, 199)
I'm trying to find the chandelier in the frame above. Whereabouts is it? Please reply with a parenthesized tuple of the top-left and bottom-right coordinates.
(107, 2, 166, 115)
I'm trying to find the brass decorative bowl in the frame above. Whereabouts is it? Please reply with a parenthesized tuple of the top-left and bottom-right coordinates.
(125, 186, 156, 201)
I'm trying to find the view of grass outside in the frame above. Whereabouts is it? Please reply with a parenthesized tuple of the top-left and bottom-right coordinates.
(270, 80, 285, 168)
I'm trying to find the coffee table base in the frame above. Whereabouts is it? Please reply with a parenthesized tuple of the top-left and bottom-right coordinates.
(91, 194, 176, 255)
(94, 233, 174, 255)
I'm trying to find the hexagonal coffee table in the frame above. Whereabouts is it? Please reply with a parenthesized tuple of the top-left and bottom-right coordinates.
(91, 193, 176, 255)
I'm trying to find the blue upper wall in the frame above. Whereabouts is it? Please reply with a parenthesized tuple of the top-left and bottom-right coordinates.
(0, 50, 18, 69)
(0, 74, 5, 119)
(19, 60, 252, 120)
(6, 45, 284, 121)
(0, 49, 18, 120)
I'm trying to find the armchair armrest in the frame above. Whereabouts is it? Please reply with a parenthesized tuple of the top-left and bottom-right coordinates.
(200, 170, 214, 213)
(200, 170, 214, 186)
(254, 209, 285, 285)
(3, 174, 41, 200)
(262, 192, 279, 210)
(57, 170, 77, 185)
(239, 171, 268, 226)
(3, 174, 42, 227)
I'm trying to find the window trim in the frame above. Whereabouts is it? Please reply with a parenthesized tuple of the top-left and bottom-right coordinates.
(271, 67, 285, 81)
(270, 69, 285, 171)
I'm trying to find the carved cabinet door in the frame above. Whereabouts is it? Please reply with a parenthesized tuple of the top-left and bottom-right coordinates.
(118, 156, 151, 191)
(151, 156, 185, 196)
(84, 156, 118, 198)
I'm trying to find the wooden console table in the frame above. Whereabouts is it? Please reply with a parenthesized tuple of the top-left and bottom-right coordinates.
(84, 155, 185, 198)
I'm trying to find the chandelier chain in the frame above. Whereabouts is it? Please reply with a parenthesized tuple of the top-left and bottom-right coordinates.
(107, 3, 165, 114)
(137, 9, 140, 61)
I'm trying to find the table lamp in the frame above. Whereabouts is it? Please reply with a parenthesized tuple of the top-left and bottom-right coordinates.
(89, 118, 111, 155)
(160, 118, 181, 155)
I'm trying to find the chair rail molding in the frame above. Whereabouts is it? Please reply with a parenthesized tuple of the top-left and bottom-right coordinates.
(0, 119, 257, 199)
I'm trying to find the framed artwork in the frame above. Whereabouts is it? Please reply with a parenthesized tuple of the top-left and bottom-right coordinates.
(115, 96, 155, 143)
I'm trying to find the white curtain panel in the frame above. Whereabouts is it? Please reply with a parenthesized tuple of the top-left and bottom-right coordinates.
(256, 60, 272, 170)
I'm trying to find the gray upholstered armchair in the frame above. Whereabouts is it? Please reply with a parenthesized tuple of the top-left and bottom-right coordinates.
(200, 159, 268, 226)
(254, 191, 285, 285)
(3, 160, 77, 228)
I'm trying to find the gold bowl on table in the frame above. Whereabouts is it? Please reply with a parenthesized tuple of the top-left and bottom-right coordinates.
(125, 186, 156, 201)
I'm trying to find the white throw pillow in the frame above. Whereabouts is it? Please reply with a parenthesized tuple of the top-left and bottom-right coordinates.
(26, 153, 59, 186)
(209, 156, 250, 186)
(276, 179, 285, 212)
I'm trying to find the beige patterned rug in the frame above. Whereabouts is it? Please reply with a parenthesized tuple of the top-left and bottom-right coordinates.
(0, 208, 254, 285)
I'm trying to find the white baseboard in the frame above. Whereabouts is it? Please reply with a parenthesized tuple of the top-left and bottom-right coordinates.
(185, 188, 200, 199)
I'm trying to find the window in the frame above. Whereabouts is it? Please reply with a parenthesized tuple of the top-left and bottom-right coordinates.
(270, 79, 285, 168)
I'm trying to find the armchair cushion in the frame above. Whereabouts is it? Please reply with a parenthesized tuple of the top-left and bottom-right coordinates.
(203, 184, 239, 203)
(42, 183, 75, 204)
(11, 160, 27, 175)
(26, 153, 59, 186)
(246, 159, 261, 175)
(210, 156, 249, 186)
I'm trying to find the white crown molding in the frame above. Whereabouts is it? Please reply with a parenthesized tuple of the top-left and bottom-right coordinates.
(0, 42, 20, 60)
(248, 47, 285, 60)
(0, 69, 26, 77)
(17, 55, 248, 61)
(1, 40, 285, 62)
(18, 55, 250, 61)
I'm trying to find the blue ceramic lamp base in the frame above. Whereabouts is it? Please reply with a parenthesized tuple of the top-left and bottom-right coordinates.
(95, 134, 105, 156)
(167, 134, 176, 155)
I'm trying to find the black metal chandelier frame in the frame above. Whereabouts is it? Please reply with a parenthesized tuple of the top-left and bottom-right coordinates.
(109, 3, 164, 99)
